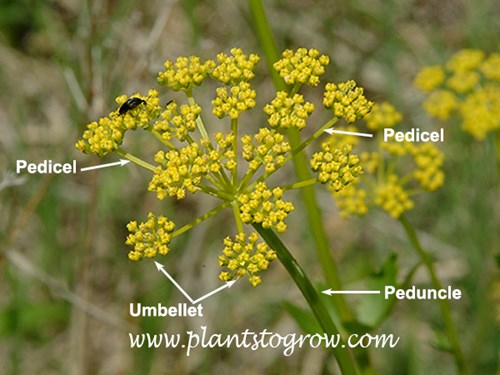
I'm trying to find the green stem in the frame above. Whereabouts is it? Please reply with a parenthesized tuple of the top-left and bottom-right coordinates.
(231, 119, 238, 184)
(291, 117, 338, 157)
(198, 183, 234, 201)
(172, 202, 230, 237)
(232, 201, 245, 233)
(117, 148, 156, 172)
(186, 91, 211, 142)
(281, 178, 317, 191)
(399, 215, 468, 375)
(247, 0, 283, 89)
(248, 0, 352, 322)
(253, 223, 360, 375)
(150, 130, 177, 150)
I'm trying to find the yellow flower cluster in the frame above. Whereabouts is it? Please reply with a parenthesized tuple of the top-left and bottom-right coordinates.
(211, 132, 238, 172)
(264, 91, 315, 130)
(218, 232, 277, 287)
(76, 90, 161, 156)
(373, 175, 414, 219)
(323, 81, 374, 123)
(241, 128, 291, 172)
(332, 102, 444, 219)
(410, 143, 445, 191)
(365, 102, 402, 130)
(238, 182, 294, 233)
(157, 56, 216, 92)
(459, 85, 500, 140)
(414, 48, 500, 139)
(413, 66, 445, 92)
(422, 90, 458, 120)
(273, 48, 329, 87)
(310, 143, 362, 191)
(76, 48, 370, 286)
(211, 48, 260, 84)
(152, 101, 201, 141)
(212, 81, 257, 119)
(334, 184, 368, 218)
(75, 117, 124, 157)
(148, 144, 207, 200)
(126, 213, 175, 261)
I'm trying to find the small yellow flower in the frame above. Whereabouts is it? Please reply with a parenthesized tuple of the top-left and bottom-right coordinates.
(364, 102, 402, 130)
(323, 81, 374, 123)
(333, 184, 368, 218)
(264, 91, 315, 130)
(218, 232, 277, 287)
(310, 143, 363, 192)
(76, 90, 161, 156)
(241, 128, 291, 173)
(413, 65, 445, 92)
(238, 182, 294, 232)
(480, 52, 500, 80)
(76, 117, 124, 157)
(410, 143, 445, 191)
(153, 101, 201, 141)
(148, 144, 208, 200)
(212, 81, 256, 119)
(211, 48, 260, 84)
(422, 89, 458, 120)
(445, 49, 485, 73)
(459, 84, 500, 140)
(374, 174, 414, 219)
(273, 48, 329, 87)
(157, 56, 216, 92)
(446, 71, 480, 93)
(126, 213, 175, 261)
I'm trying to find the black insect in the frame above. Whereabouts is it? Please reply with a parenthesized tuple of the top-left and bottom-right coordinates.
(119, 97, 146, 115)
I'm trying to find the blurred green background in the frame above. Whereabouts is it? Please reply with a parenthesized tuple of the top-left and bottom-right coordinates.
(0, 0, 498, 374)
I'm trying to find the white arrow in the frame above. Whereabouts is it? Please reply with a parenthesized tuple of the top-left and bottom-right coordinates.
(154, 261, 237, 304)
(80, 159, 130, 172)
(192, 280, 237, 305)
(322, 288, 380, 296)
(154, 261, 194, 303)
(324, 128, 373, 138)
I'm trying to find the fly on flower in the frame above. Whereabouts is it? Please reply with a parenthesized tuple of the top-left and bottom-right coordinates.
(119, 97, 147, 115)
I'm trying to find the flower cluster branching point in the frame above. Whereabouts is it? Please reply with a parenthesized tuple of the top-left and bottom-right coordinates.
(273, 48, 329, 87)
(218, 232, 277, 287)
(126, 213, 175, 261)
(323, 81, 374, 123)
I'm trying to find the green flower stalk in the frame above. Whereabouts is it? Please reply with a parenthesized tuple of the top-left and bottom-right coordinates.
(76, 47, 370, 289)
